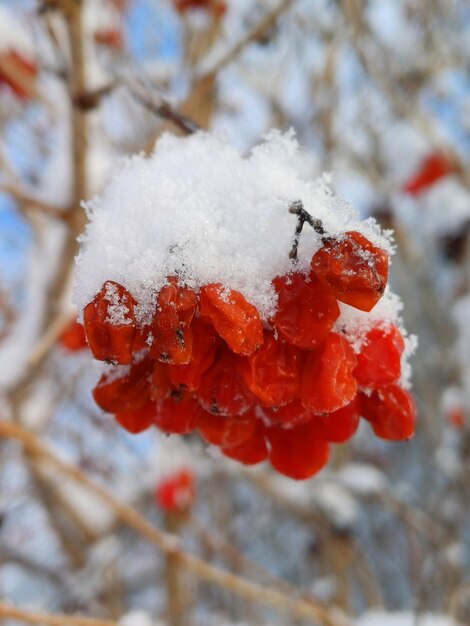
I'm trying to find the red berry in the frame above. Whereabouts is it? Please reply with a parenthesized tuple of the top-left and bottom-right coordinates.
(355, 324, 404, 389)
(301, 333, 357, 414)
(198, 408, 257, 447)
(150, 277, 197, 365)
(94, 29, 123, 50)
(151, 361, 171, 400)
(84, 281, 136, 364)
(318, 397, 360, 443)
(0, 50, 37, 100)
(273, 273, 339, 349)
(267, 421, 329, 480)
(310, 231, 388, 312)
(261, 399, 315, 428)
(154, 468, 195, 513)
(167, 320, 219, 391)
(92, 354, 153, 414)
(199, 284, 263, 356)
(447, 407, 465, 429)
(133, 326, 152, 351)
(198, 347, 254, 416)
(222, 421, 268, 465)
(153, 395, 201, 434)
(360, 384, 415, 440)
(115, 402, 155, 434)
(58, 320, 88, 352)
(240, 332, 302, 407)
(402, 152, 452, 196)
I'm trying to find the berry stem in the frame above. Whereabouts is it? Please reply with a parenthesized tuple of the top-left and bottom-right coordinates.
(288, 200, 326, 262)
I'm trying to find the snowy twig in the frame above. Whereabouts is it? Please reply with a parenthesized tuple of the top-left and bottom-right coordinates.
(288, 200, 326, 261)
(0, 603, 116, 626)
(0, 420, 346, 626)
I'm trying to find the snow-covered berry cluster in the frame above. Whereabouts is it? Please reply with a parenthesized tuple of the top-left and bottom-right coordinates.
(75, 131, 416, 480)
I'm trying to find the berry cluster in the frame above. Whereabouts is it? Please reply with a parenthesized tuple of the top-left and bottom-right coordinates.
(83, 218, 415, 480)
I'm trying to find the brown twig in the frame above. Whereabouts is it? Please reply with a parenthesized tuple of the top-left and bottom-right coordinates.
(195, 0, 296, 79)
(0, 183, 69, 220)
(0, 603, 116, 626)
(0, 420, 345, 626)
(128, 78, 200, 136)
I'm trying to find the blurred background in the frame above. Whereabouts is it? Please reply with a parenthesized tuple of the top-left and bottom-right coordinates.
(0, 1, 470, 625)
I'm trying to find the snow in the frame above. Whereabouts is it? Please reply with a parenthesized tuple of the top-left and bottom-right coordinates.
(337, 463, 387, 497)
(74, 130, 406, 354)
(0, 6, 35, 58)
(119, 611, 161, 626)
(356, 612, 457, 626)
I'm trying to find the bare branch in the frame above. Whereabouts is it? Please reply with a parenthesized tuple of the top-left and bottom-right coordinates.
(0, 420, 347, 626)
(195, 0, 296, 79)
(127, 78, 200, 136)
(0, 603, 116, 626)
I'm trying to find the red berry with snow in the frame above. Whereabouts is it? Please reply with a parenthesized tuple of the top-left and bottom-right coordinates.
(167, 319, 219, 392)
(76, 132, 416, 480)
(150, 277, 197, 365)
(84, 281, 136, 364)
(199, 284, 263, 356)
(360, 384, 416, 440)
(354, 324, 405, 389)
(310, 231, 389, 312)
(272, 272, 340, 349)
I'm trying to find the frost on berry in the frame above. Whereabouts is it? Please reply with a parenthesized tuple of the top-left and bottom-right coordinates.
(199, 284, 263, 356)
(272, 273, 339, 349)
(310, 231, 389, 312)
(360, 384, 416, 440)
(75, 131, 416, 480)
(84, 281, 136, 364)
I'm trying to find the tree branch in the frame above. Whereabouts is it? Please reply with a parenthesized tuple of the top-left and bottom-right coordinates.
(0, 604, 116, 626)
(0, 420, 346, 626)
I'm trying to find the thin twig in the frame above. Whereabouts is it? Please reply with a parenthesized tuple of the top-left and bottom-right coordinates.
(195, 0, 296, 79)
(0, 183, 68, 220)
(0, 603, 116, 626)
(0, 420, 345, 626)
(128, 78, 200, 136)
(288, 199, 326, 261)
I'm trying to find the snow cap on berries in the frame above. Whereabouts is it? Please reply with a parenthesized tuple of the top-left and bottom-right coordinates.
(74, 131, 396, 332)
